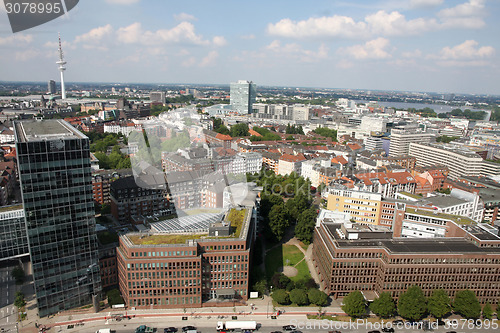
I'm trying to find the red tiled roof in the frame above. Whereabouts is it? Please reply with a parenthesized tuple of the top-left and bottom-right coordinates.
(248, 129, 262, 137)
(215, 133, 232, 141)
(347, 143, 362, 150)
(331, 155, 348, 165)
(280, 153, 306, 163)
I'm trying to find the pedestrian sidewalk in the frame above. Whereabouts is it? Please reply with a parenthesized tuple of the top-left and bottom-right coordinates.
(18, 295, 346, 333)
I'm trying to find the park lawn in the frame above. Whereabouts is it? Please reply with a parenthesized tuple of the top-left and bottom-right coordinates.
(291, 258, 311, 282)
(265, 244, 311, 282)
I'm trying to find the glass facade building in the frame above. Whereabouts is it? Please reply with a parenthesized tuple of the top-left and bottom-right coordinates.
(230, 80, 256, 114)
(0, 204, 28, 261)
(14, 119, 101, 317)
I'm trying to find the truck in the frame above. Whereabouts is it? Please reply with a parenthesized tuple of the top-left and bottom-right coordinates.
(217, 321, 257, 331)
(95, 330, 112, 333)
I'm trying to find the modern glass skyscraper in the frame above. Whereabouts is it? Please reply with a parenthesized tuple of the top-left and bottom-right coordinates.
(14, 119, 101, 317)
(230, 80, 256, 114)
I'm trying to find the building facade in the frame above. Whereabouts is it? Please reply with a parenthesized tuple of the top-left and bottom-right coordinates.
(117, 207, 256, 308)
(0, 205, 28, 261)
(409, 143, 500, 180)
(14, 119, 101, 317)
(230, 80, 256, 114)
(313, 215, 500, 304)
(110, 176, 171, 224)
(389, 129, 433, 157)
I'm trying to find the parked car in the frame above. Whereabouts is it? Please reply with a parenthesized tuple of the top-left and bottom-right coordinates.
(282, 325, 294, 331)
(382, 328, 394, 333)
(164, 328, 177, 333)
(368, 331, 381, 333)
(181, 327, 196, 333)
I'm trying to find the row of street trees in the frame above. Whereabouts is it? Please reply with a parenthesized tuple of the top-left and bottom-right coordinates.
(342, 286, 496, 320)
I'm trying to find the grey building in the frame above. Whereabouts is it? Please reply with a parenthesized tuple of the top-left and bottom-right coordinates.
(0, 204, 28, 261)
(48, 80, 56, 94)
(14, 119, 101, 317)
(230, 80, 256, 114)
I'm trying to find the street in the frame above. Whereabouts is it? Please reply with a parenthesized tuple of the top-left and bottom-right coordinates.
(50, 315, 500, 333)
(0, 265, 18, 333)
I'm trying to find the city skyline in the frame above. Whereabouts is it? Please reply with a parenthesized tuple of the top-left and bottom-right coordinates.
(0, 1, 499, 95)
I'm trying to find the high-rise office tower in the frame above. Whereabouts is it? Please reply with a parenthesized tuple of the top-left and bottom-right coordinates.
(14, 119, 101, 317)
(48, 80, 56, 95)
(230, 80, 256, 114)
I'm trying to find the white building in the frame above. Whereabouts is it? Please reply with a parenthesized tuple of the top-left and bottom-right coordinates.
(390, 128, 434, 157)
(409, 142, 500, 180)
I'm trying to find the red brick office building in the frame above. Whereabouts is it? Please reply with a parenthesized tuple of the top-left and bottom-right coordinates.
(117, 207, 256, 309)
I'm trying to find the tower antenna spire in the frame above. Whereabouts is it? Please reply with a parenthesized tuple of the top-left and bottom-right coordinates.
(56, 33, 67, 100)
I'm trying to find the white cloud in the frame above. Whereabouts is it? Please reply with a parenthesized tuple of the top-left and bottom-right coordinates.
(14, 48, 39, 61)
(410, 0, 444, 8)
(266, 40, 328, 62)
(437, 40, 494, 60)
(74, 24, 113, 47)
(212, 36, 227, 47)
(267, 16, 368, 39)
(174, 13, 197, 22)
(340, 37, 392, 60)
(106, 0, 140, 4)
(438, 0, 485, 29)
(268, 0, 487, 39)
(116, 22, 218, 46)
(199, 51, 218, 67)
(365, 11, 438, 36)
(0, 34, 33, 46)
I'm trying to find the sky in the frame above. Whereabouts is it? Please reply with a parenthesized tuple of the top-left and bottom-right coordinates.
(0, 0, 499, 95)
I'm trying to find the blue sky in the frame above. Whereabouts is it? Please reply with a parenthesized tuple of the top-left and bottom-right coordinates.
(0, 0, 499, 94)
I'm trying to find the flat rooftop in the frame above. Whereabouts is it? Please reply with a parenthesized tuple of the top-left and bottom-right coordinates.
(128, 208, 250, 246)
(406, 207, 474, 225)
(14, 119, 86, 142)
(324, 223, 500, 254)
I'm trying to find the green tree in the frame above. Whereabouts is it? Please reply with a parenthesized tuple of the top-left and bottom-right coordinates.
(482, 302, 493, 319)
(453, 290, 481, 319)
(427, 289, 451, 319)
(14, 291, 26, 308)
(295, 207, 318, 245)
(286, 135, 294, 140)
(436, 135, 460, 143)
(370, 292, 396, 318)
(272, 289, 290, 305)
(290, 289, 309, 306)
(397, 285, 427, 321)
(307, 288, 329, 307)
(11, 266, 25, 285)
(342, 291, 366, 318)
(269, 205, 289, 241)
(253, 280, 268, 296)
(229, 123, 249, 137)
(313, 127, 338, 142)
(106, 289, 124, 306)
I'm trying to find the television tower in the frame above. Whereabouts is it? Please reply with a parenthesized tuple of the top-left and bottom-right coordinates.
(56, 33, 67, 99)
